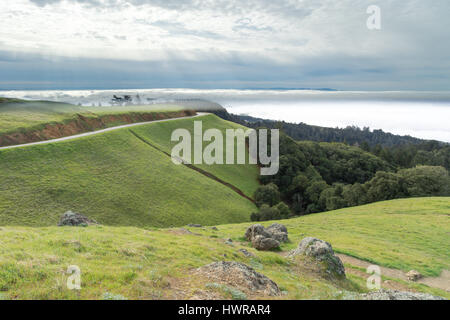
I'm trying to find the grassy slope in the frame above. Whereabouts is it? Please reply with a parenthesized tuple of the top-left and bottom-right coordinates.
(0, 198, 448, 300)
(130, 114, 260, 197)
(0, 99, 184, 135)
(219, 197, 450, 277)
(0, 116, 256, 227)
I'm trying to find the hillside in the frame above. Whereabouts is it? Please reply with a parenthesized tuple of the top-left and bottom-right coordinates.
(130, 114, 260, 197)
(0, 98, 194, 147)
(227, 113, 426, 147)
(0, 114, 258, 227)
(0, 198, 448, 300)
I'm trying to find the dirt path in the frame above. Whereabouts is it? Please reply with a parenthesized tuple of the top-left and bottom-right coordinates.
(0, 112, 208, 150)
(336, 253, 450, 292)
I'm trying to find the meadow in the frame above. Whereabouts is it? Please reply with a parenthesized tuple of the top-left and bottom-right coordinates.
(0, 98, 184, 135)
(0, 198, 448, 300)
(0, 114, 258, 227)
(130, 114, 260, 197)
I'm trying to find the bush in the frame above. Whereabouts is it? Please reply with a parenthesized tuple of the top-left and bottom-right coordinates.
(250, 202, 291, 222)
(398, 166, 450, 196)
(253, 183, 281, 208)
(274, 202, 291, 218)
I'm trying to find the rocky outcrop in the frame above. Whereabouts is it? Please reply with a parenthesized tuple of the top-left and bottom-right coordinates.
(195, 261, 280, 297)
(266, 223, 289, 243)
(361, 289, 444, 300)
(244, 224, 288, 251)
(58, 211, 97, 226)
(406, 270, 423, 281)
(238, 249, 255, 257)
(251, 235, 280, 251)
(289, 237, 346, 279)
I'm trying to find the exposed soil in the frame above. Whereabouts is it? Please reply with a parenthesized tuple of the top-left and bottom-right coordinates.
(0, 110, 196, 147)
(336, 253, 450, 292)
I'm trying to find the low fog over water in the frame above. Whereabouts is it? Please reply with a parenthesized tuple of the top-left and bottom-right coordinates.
(2, 89, 450, 142)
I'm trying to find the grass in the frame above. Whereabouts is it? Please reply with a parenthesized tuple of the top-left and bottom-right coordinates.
(215, 197, 450, 277)
(0, 115, 257, 227)
(0, 225, 360, 300)
(0, 99, 185, 135)
(0, 197, 448, 300)
(130, 114, 260, 197)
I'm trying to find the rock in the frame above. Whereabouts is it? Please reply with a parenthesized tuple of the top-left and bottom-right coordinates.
(238, 249, 255, 257)
(406, 270, 423, 281)
(269, 232, 288, 243)
(245, 224, 270, 241)
(225, 238, 233, 245)
(266, 223, 288, 234)
(244, 224, 288, 250)
(361, 289, 444, 300)
(188, 224, 202, 228)
(175, 228, 194, 235)
(252, 235, 280, 251)
(195, 261, 280, 296)
(211, 226, 218, 231)
(58, 211, 97, 227)
(288, 237, 346, 279)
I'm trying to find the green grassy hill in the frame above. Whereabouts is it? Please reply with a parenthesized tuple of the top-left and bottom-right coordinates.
(0, 114, 258, 227)
(130, 114, 260, 197)
(0, 198, 448, 300)
(0, 98, 191, 135)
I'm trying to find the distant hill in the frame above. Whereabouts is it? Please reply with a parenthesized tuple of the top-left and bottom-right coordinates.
(224, 113, 426, 147)
(0, 114, 258, 227)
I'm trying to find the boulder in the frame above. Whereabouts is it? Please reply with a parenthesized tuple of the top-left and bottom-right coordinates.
(252, 235, 280, 251)
(244, 223, 288, 251)
(361, 289, 444, 300)
(58, 211, 97, 226)
(266, 223, 287, 234)
(406, 270, 423, 282)
(266, 223, 289, 243)
(195, 261, 280, 296)
(245, 224, 270, 241)
(289, 237, 346, 279)
(238, 249, 255, 257)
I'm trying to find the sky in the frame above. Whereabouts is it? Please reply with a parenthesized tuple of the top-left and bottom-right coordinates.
(1, 0, 450, 90)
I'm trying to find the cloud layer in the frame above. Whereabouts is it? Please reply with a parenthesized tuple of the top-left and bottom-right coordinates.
(0, 0, 449, 89)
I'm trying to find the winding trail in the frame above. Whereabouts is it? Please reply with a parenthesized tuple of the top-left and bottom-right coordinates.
(336, 253, 450, 292)
(0, 111, 255, 202)
(0, 112, 209, 150)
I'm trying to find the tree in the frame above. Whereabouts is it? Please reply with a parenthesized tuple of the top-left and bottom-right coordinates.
(253, 183, 281, 208)
(305, 180, 329, 204)
(398, 166, 450, 196)
(274, 202, 291, 218)
(365, 171, 405, 202)
(342, 183, 367, 206)
(251, 204, 280, 222)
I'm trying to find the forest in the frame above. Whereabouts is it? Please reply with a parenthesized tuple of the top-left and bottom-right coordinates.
(205, 110, 450, 221)
(250, 132, 450, 221)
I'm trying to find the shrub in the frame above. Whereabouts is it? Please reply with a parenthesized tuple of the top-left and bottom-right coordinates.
(253, 183, 281, 207)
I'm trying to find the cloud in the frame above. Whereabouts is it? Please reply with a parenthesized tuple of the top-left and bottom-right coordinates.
(0, 0, 448, 90)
